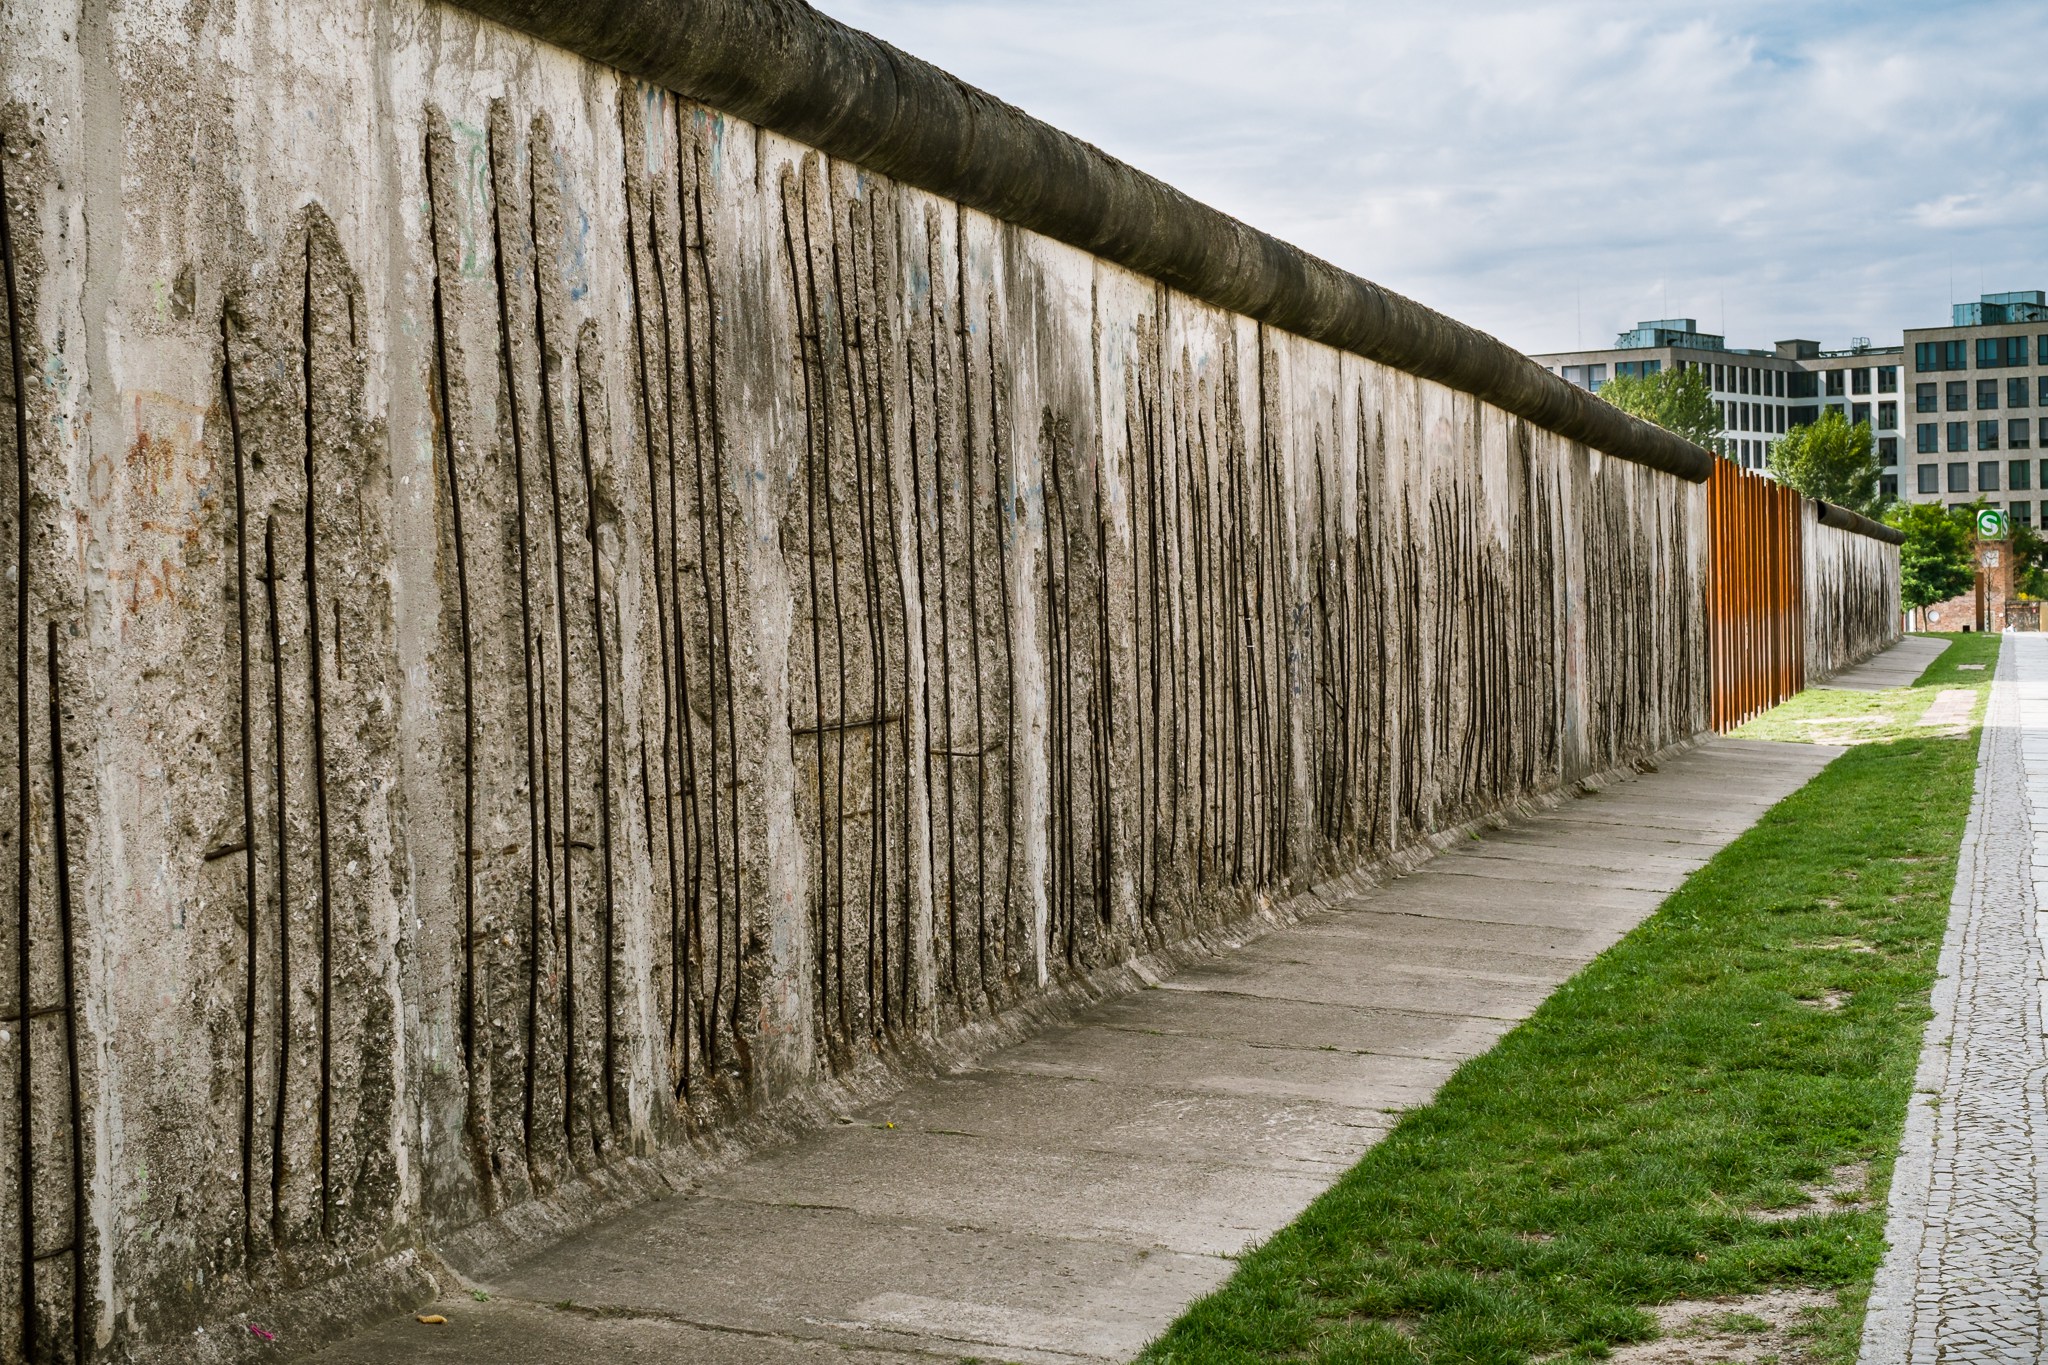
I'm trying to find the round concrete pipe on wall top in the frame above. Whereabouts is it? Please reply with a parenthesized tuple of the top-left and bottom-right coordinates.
(445, 0, 1717, 483)
(1814, 501, 1905, 545)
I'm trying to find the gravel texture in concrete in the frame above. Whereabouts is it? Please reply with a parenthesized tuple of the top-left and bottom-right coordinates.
(295, 736, 1835, 1364)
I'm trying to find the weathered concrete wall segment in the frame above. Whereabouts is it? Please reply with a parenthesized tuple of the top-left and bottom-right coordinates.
(443, 0, 1719, 484)
(0, 1, 1741, 1359)
(1806, 508, 1905, 682)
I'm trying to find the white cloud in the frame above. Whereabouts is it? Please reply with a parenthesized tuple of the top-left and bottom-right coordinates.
(816, 0, 2048, 353)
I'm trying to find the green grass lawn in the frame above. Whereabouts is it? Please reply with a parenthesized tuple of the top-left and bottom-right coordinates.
(1732, 632, 2001, 745)
(1139, 636, 1992, 1364)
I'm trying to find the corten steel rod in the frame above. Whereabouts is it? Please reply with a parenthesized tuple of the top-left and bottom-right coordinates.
(440, 0, 1732, 481)
(1705, 461, 1820, 732)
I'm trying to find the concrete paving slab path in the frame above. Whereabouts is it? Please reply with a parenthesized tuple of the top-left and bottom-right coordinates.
(1862, 635, 2048, 1365)
(298, 737, 1836, 1365)
(1826, 634, 1947, 692)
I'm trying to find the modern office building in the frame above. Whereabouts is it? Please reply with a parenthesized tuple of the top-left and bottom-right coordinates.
(1530, 320, 1797, 474)
(1794, 340, 1906, 501)
(1532, 321, 1907, 495)
(1902, 290, 2048, 526)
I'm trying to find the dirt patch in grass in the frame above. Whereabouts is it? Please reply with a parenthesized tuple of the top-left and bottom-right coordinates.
(1750, 1162, 1871, 1223)
(1606, 1288, 1838, 1364)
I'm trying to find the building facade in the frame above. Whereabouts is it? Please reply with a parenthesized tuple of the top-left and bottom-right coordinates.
(1902, 291, 2048, 525)
(1531, 320, 1796, 474)
(1531, 320, 1903, 493)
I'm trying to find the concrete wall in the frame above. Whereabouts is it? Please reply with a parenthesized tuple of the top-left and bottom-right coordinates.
(0, 1, 1728, 1358)
(1806, 510, 1905, 680)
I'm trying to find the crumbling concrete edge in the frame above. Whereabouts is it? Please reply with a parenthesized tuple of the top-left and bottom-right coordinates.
(130, 731, 1714, 1365)
(435, 0, 1716, 485)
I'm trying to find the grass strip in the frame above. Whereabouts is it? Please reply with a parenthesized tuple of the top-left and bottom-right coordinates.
(1733, 630, 2000, 745)
(1141, 637, 1989, 1364)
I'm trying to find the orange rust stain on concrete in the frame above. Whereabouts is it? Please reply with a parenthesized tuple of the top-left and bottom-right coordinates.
(106, 389, 221, 617)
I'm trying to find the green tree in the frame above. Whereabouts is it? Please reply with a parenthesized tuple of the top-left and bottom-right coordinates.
(1768, 408, 1884, 515)
(1884, 501, 1975, 611)
(1596, 365, 1720, 449)
(2010, 518, 2048, 600)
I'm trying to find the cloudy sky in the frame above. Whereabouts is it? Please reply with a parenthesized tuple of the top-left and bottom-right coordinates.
(815, 0, 2048, 357)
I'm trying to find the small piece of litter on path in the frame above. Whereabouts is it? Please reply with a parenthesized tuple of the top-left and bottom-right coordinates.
(416, 1314, 447, 1325)
(247, 1325, 275, 1341)
(1957, 663, 1986, 670)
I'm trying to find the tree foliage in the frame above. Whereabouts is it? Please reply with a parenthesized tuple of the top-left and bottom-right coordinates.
(1884, 501, 1975, 611)
(2012, 518, 2048, 601)
(1595, 366, 1721, 450)
(1768, 408, 1884, 516)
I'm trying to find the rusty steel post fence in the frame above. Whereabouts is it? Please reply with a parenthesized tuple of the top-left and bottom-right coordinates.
(1707, 460, 1806, 731)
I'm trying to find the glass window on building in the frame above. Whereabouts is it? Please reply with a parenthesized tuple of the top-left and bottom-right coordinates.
(1950, 462, 1970, 492)
(1980, 420, 2002, 450)
(1918, 423, 1938, 453)
(1851, 368, 1872, 395)
(1879, 436, 1899, 465)
(1979, 337, 2004, 368)
(1879, 401, 1897, 430)
(2038, 375, 2048, 407)
(1917, 382, 1937, 412)
(2017, 501, 2035, 527)
(2040, 335, 2048, 366)
(1947, 339, 1969, 370)
(1979, 378, 2000, 409)
(1775, 371, 1786, 398)
(1981, 460, 2002, 489)
(2015, 419, 2034, 451)
(1917, 342, 1939, 372)
(1645, 359, 1662, 375)
(1878, 366, 1899, 393)
(2015, 459, 2035, 490)
(1919, 464, 1941, 493)
(1825, 369, 1845, 396)
(1949, 381, 1969, 411)
(1948, 421, 1970, 452)
(2012, 377, 2032, 409)
(2008, 336, 2030, 367)
(1713, 363, 1725, 391)
(1881, 474, 1899, 498)
(1588, 364, 1607, 392)
(1852, 402, 1871, 427)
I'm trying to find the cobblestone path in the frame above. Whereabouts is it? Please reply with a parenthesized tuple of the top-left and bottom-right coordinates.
(1864, 634, 2048, 1365)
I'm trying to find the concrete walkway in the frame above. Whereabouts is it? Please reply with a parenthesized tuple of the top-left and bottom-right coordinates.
(1863, 635, 2048, 1365)
(1827, 635, 1947, 692)
(302, 738, 1835, 1365)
